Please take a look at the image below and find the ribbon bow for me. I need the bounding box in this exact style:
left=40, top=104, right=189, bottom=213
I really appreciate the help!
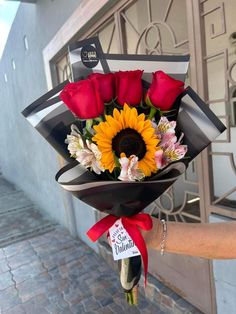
left=87, top=213, right=153, bottom=286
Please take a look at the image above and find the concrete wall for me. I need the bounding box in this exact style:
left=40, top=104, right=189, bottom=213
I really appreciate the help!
left=0, top=0, right=97, bottom=250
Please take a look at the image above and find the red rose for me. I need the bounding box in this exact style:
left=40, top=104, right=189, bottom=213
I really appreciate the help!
left=88, top=73, right=115, bottom=103
left=147, top=71, right=184, bottom=111
left=59, top=80, right=104, bottom=119
left=115, top=70, right=143, bottom=106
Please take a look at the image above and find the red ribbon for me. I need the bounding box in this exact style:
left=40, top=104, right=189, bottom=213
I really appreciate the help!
left=86, top=213, right=153, bottom=286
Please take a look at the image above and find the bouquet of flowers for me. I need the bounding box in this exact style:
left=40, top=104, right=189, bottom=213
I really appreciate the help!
left=59, top=69, right=187, bottom=303
left=22, top=37, right=226, bottom=305
left=60, top=70, right=187, bottom=180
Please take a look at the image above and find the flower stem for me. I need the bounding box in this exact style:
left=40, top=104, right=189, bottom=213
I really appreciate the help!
left=148, top=106, right=157, bottom=120
left=125, top=286, right=138, bottom=305
left=86, top=119, right=93, bottom=131
left=119, top=256, right=141, bottom=305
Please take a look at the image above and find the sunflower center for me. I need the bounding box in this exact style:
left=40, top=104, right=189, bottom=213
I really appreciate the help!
left=112, top=128, right=146, bottom=159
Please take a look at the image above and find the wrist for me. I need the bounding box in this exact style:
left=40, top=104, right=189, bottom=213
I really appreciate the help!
left=142, top=217, right=162, bottom=250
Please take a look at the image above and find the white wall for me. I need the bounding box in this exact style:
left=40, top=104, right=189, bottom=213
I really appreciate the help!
left=0, top=0, right=98, bottom=250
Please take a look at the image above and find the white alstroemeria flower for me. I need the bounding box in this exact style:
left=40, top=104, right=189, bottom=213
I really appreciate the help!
left=65, top=124, right=84, bottom=157
left=151, top=120, right=158, bottom=129
left=76, top=140, right=104, bottom=175
left=118, top=155, right=145, bottom=182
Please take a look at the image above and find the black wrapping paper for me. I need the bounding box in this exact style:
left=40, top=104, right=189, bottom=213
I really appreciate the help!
left=22, top=38, right=226, bottom=217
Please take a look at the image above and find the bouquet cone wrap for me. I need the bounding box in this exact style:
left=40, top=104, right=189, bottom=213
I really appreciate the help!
left=55, top=159, right=186, bottom=217
left=23, top=83, right=225, bottom=217
left=22, top=80, right=73, bottom=162
left=22, top=37, right=226, bottom=302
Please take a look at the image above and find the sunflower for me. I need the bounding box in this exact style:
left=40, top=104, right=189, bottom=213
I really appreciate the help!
left=92, top=104, right=160, bottom=177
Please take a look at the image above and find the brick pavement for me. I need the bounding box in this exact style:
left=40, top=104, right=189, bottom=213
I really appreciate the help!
left=0, top=174, right=55, bottom=248
left=0, top=227, right=164, bottom=314
left=0, top=174, right=164, bottom=313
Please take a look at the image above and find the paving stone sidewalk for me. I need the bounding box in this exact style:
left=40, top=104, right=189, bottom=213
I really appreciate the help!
left=0, top=174, right=55, bottom=248
left=0, top=175, right=163, bottom=313
left=0, top=227, right=165, bottom=314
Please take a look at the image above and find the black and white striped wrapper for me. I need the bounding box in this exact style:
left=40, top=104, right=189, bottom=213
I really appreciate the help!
left=68, top=37, right=189, bottom=84
left=22, top=38, right=226, bottom=216
left=55, top=160, right=186, bottom=217
left=22, top=80, right=74, bottom=162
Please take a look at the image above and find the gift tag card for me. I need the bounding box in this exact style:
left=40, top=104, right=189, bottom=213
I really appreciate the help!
left=109, top=219, right=140, bottom=260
